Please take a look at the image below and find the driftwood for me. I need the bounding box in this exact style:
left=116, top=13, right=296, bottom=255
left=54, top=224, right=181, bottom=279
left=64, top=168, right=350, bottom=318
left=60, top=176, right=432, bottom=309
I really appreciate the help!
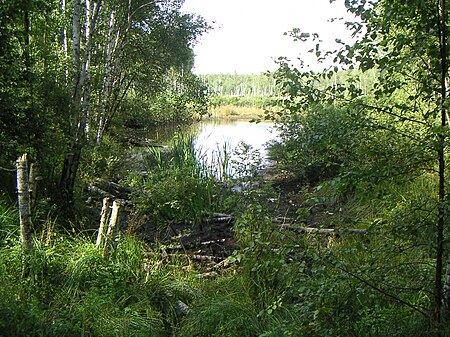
left=87, top=183, right=113, bottom=198
left=165, top=239, right=227, bottom=253
left=212, top=213, right=233, bottom=223
left=86, top=179, right=133, bottom=201
left=166, top=253, right=225, bottom=263
left=200, top=271, right=219, bottom=278
left=273, top=217, right=366, bottom=235
left=212, top=258, right=234, bottom=270
left=127, top=137, right=168, bottom=148
left=191, top=254, right=225, bottom=263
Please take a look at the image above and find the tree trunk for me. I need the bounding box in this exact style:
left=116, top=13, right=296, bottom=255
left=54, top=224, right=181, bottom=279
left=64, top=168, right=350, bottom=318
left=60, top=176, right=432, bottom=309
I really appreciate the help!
left=60, top=142, right=82, bottom=209
left=96, top=10, right=117, bottom=146
left=60, top=0, right=82, bottom=209
left=61, top=0, right=68, bottom=80
left=82, top=0, right=102, bottom=141
left=16, top=154, right=32, bottom=255
left=96, top=2, right=134, bottom=146
left=435, top=0, right=448, bottom=335
left=28, top=162, right=40, bottom=209
left=60, top=0, right=101, bottom=209
left=443, top=252, right=450, bottom=312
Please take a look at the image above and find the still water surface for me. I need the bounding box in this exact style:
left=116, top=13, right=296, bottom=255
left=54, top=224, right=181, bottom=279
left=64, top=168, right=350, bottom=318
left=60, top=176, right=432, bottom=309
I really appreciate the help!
left=194, top=120, right=276, bottom=158
left=149, top=119, right=278, bottom=176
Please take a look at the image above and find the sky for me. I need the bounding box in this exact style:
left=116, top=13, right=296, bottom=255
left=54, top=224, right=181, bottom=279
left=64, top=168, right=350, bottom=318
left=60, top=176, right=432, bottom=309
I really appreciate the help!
left=181, top=0, right=356, bottom=74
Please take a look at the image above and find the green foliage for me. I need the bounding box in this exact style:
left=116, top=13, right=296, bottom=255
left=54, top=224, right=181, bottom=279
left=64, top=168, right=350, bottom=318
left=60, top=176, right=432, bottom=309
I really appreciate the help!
left=0, top=196, right=18, bottom=245
left=0, top=0, right=210, bottom=205
left=177, top=276, right=263, bottom=337
left=0, top=218, right=198, bottom=337
left=210, top=95, right=276, bottom=109
left=121, top=69, right=209, bottom=128
left=265, top=0, right=449, bottom=333
left=2, top=0, right=449, bottom=336
left=80, top=134, right=129, bottom=182
left=128, top=131, right=223, bottom=227
left=268, top=66, right=434, bottom=186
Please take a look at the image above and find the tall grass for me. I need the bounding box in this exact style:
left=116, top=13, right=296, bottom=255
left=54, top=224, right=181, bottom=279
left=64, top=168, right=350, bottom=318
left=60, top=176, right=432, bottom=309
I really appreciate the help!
left=128, top=130, right=229, bottom=228
left=0, top=210, right=200, bottom=336
left=0, top=196, right=17, bottom=244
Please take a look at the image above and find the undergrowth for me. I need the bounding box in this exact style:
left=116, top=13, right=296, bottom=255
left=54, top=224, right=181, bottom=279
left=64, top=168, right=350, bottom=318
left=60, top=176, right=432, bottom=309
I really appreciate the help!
left=0, top=162, right=440, bottom=336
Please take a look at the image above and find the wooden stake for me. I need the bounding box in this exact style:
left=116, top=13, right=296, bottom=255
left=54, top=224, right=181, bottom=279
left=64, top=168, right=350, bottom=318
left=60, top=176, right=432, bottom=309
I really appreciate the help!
left=96, top=197, right=111, bottom=247
left=103, top=199, right=124, bottom=258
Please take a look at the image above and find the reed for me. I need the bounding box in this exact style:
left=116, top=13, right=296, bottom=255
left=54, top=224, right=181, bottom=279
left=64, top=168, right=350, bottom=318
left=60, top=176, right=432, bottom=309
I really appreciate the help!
left=208, top=104, right=264, bottom=120
left=0, top=196, right=17, bottom=243
left=133, top=130, right=232, bottom=227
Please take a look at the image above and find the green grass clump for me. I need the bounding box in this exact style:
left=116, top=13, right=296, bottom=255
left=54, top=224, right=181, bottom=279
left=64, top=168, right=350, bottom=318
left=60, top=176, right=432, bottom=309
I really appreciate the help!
left=0, top=212, right=200, bottom=337
left=128, top=130, right=226, bottom=227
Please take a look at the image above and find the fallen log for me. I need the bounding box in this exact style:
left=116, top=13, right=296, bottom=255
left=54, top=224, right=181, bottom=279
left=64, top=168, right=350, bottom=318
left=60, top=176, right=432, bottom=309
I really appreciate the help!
left=86, top=183, right=113, bottom=199
left=200, top=271, right=218, bottom=278
left=95, top=178, right=131, bottom=197
left=191, top=254, right=225, bottom=263
left=167, top=253, right=225, bottom=263
left=164, top=239, right=227, bottom=252
left=280, top=224, right=367, bottom=236
left=205, top=213, right=233, bottom=224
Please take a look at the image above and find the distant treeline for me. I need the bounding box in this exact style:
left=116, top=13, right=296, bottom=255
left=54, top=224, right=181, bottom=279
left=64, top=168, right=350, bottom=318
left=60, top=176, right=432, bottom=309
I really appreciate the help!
left=200, top=73, right=279, bottom=97
left=201, top=70, right=379, bottom=99
left=201, top=70, right=379, bottom=109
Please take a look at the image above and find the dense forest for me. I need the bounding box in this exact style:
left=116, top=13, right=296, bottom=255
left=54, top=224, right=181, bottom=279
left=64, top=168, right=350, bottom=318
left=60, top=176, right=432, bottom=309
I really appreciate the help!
left=0, top=0, right=449, bottom=336
left=0, top=0, right=209, bottom=209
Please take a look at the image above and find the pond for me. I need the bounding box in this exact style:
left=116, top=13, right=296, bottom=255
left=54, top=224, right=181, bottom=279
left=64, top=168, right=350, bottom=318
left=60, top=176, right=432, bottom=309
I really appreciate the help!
left=145, top=119, right=278, bottom=178
left=192, top=120, right=277, bottom=177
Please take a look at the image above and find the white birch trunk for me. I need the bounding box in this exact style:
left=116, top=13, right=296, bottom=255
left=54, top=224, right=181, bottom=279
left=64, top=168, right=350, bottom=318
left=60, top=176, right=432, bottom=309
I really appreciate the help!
left=96, top=2, right=134, bottom=146
left=61, top=0, right=68, bottom=80
left=60, top=0, right=102, bottom=204
left=16, top=154, right=32, bottom=254
left=83, top=0, right=92, bottom=139
left=72, top=0, right=82, bottom=119
left=96, top=10, right=117, bottom=145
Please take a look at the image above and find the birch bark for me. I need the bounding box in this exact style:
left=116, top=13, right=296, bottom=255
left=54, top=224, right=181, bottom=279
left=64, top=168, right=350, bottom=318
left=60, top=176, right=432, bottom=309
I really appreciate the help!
left=16, top=154, right=32, bottom=254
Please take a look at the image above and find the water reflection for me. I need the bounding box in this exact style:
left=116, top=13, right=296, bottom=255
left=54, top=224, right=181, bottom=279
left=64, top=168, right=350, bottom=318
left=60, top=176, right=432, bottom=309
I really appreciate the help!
left=194, top=120, right=274, bottom=155
left=193, top=120, right=277, bottom=177
left=143, top=119, right=278, bottom=177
